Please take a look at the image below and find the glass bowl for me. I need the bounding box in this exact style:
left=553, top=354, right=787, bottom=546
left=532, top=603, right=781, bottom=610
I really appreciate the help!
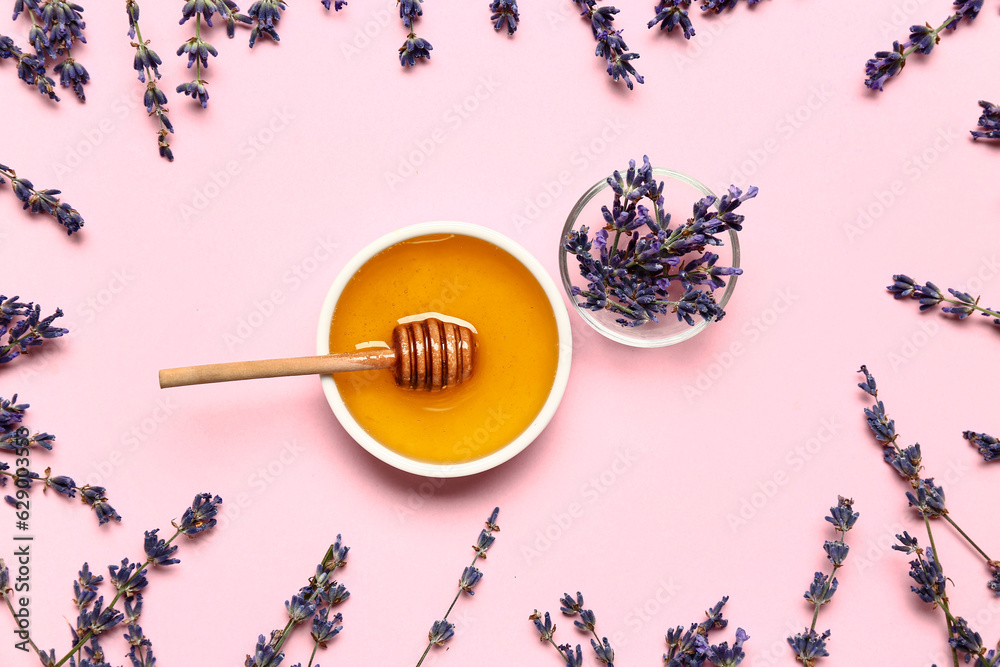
left=318, top=222, right=573, bottom=478
left=558, top=168, right=741, bottom=348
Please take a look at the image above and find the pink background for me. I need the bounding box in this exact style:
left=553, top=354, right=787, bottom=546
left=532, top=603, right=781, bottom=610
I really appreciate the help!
left=3, top=0, right=1000, bottom=665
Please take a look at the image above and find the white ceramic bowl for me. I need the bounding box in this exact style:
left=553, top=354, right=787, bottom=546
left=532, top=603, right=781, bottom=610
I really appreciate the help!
left=317, top=222, right=573, bottom=478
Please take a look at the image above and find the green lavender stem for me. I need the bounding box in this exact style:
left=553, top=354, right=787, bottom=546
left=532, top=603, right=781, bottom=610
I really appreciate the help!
left=943, top=514, right=995, bottom=564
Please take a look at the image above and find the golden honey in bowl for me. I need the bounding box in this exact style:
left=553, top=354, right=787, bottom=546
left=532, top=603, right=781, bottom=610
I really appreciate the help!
left=329, top=233, right=560, bottom=464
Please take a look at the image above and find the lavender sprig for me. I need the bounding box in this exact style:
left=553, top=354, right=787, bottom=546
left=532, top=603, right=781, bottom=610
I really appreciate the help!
left=248, top=0, right=285, bottom=47
left=787, top=497, right=858, bottom=666
left=489, top=0, right=518, bottom=35
left=0, top=164, right=84, bottom=234
left=887, top=274, right=1000, bottom=327
left=0, top=296, right=68, bottom=363
left=12, top=0, right=89, bottom=100
left=0, top=492, right=220, bottom=667
left=415, top=507, right=499, bottom=667
left=531, top=591, right=616, bottom=666
left=564, top=156, right=755, bottom=328
left=398, top=0, right=432, bottom=66
left=858, top=366, right=1000, bottom=666
left=571, top=0, right=643, bottom=90
left=972, top=100, right=1000, bottom=140
left=127, top=0, right=174, bottom=161
left=245, top=536, right=350, bottom=667
left=177, top=0, right=250, bottom=107
left=0, top=33, right=58, bottom=100
left=864, top=1, right=983, bottom=91
left=964, top=431, right=1000, bottom=463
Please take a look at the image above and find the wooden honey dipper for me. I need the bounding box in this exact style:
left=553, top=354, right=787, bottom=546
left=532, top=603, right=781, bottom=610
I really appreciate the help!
left=158, top=316, right=476, bottom=391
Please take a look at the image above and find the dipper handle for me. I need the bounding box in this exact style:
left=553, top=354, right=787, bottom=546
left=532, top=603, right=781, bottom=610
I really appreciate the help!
left=159, top=348, right=397, bottom=388
left=158, top=317, right=476, bottom=390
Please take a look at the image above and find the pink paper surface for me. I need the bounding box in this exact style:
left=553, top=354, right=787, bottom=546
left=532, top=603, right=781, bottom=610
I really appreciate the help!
left=2, top=1, right=1000, bottom=665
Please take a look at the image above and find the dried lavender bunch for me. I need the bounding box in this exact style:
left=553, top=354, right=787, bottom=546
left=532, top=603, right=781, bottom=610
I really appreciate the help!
left=648, top=0, right=761, bottom=40
left=887, top=274, right=1000, bottom=328
left=12, top=0, right=89, bottom=100
left=0, top=163, right=84, bottom=234
left=564, top=156, right=755, bottom=328
left=0, top=295, right=68, bottom=363
left=176, top=0, right=250, bottom=107
left=490, top=0, right=518, bottom=35
left=398, top=0, right=432, bottom=66
left=964, top=431, right=1000, bottom=463
left=248, top=0, right=285, bottom=47
left=972, top=100, right=1000, bottom=140
left=245, top=536, right=350, bottom=667
left=570, top=0, right=642, bottom=90
left=126, top=0, right=174, bottom=162
left=415, top=507, right=499, bottom=667
left=858, top=366, right=1000, bottom=666
left=530, top=591, right=617, bottom=666
left=0, top=33, right=58, bottom=100
left=864, top=1, right=983, bottom=91
left=787, top=497, right=859, bottom=666
left=0, top=492, right=221, bottom=667
left=0, top=393, right=120, bottom=525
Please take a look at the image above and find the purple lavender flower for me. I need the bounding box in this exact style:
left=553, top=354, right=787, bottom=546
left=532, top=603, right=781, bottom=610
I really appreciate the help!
left=248, top=0, right=285, bottom=46
left=0, top=164, right=84, bottom=234
left=695, top=627, right=748, bottom=666
left=701, top=0, right=740, bottom=12
left=0, top=298, right=68, bottom=363
left=459, top=566, right=483, bottom=594
left=963, top=431, right=1000, bottom=462
left=311, top=607, right=343, bottom=647
left=892, top=531, right=921, bottom=555
left=321, top=0, right=348, bottom=9
left=399, top=34, right=432, bottom=66
left=787, top=629, right=830, bottom=666
left=864, top=41, right=905, bottom=91
left=532, top=610, right=556, bottom=640
left=0, top=34, right=59, bottom=100
left=909, top=547, right=946, bottom=605
left=143, top=530, right=180, bottom=567
left=490, top=0, right=519, bottom=35
left=177, top=0, right=249, bottom=108
left=175, top=492, right=222, bottom=535
left=649, top=1, right=695, bottom=39
left=247, top=634, right=284, bottom=667
left=971, top=100, right=1000, bottom=140
left=572, top=3, right=643, bottom=89
left=53, top=57, right=88, bottom=100
left=0, top=559, right=8, bottom=596
left=990, top=570, right=1000, bottom=596
left=399, top=0, right=423, bottom=26
left=81, top=485, right=122, bottom=525
left=176, top=77, right=210, bottom=107
left=591, top=636, right=615, bottom=665
left=428, top=619, right=455, bottom=645
left=804, top=572, right=838, bottom=605
left=12, top=0, right=90, bottom=100
left=906, top=478, right=947, bottom=518
left=108, top=559, right=148, bottom=598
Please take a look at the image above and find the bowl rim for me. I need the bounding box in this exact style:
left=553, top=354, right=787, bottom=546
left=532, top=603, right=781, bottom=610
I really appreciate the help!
left=558, top=167, right=741, bottom=348
left=317, top=221, right=573, bottom=478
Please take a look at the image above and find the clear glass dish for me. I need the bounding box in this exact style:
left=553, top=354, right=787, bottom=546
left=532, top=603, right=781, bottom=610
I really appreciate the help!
left=558, top=167, right=741, bottom=348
